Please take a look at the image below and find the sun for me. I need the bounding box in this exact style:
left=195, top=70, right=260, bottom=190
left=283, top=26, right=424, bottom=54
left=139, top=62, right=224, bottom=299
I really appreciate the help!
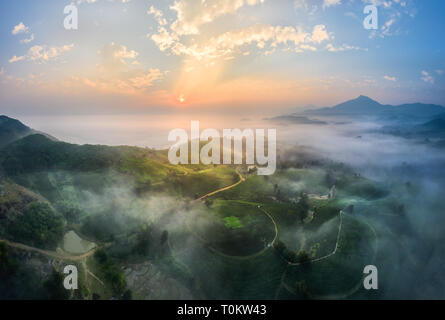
left=178, top=94, right=186, bottom=103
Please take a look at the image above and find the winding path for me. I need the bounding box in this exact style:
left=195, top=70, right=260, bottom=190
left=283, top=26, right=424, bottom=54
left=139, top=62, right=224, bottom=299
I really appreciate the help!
left=0, top=239, right=106, bottom=287
left=195, top=171, right=245, bottom=201
left=287, top=210, right=344, bottom=266
left=0, top=239, right=100, bottom=261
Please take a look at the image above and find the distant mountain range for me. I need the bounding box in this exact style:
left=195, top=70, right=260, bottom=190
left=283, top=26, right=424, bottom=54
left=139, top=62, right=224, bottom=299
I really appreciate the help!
left=266, top=96, right=445, bottom=148
left=304, top=95, right=445, bottom=118
left=265, top=115, right=327, bottom=125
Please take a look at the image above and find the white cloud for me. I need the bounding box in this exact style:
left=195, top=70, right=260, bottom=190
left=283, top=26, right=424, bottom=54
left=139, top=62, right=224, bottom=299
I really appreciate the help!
left=11, top=22, right=29, bottom=35
left=9, top=44, right=74, bottom=64
left=323, top=0, right=341, bottom=9
left=20, top=34, right=35, bottom=44
left=148, top=6, right=167, bottom=26
left=294, top=1, right=318, bottom=15
left=325, top=43, right=365, bottom=52
left=365, top=0, right=417, bottom=38
left=98, top=42, right=139, bottom=71
left=8, top=55, right=25, bottom=63
left=383, top=75, right=397, bottom=81
left=12, top=22, right=34, bottom=44
left=436, top=69, right=444, bottom=75
left=70, top=67, right=165, bottom=95
left=77, top=0, right=131, bottom=4
left=170, top=0, right=265, bottom=35
left=152, top=24, right=332, bottom=61
left=311, top=24, right=330, bottom=43
left=128, top=69, right=164, bottom=89
left=421, top=71, right=434, bottom=84
left=294, top=0, right=308, bottom=10
left=28, top=44, right=74, bottom=63
left=300, top=44, right=317, bottom=51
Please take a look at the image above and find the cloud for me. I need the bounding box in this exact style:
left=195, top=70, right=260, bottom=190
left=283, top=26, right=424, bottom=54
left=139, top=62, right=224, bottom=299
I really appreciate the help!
left=325, top=43, right=366, bottom=52
left=28, top=44, right=74, bottom=63
left=11, top=22, right=29, bottom=35
left=149, top=0, right=372, bottom=67
left=365, top=0, right=417, bottom=38
left=294, top=0, right=308, bottom=10
left=9, top=55, right=25, bottom=63
left=421, top=71, right=434, bottom=84
left=12, top=22, right=34, bottom=44
left=436, top=70, right=444, bottom=75
left=380, top=18, right=396, bottom=37
left=299, top=44, right=317, bottom=51
left=152, top=24, right=332, bottom=61
left=20, top=34, right=35, bottom=44
left=311, top=24, right=330, bottom=43
left=9, top=44, right=74, bottom=64
left=98, top=42, right=139, bottom=72
left=65, top=43, right=165, bottom=94
left=294, top=0, right=318, bottom=14
left=77, top=0, right=131, bottom=4
left=170, top=0, right=265, bottom=35
left=148, top=6, right=167, bottom=26
left=384, top=75, right=397, bottom=81
left=323, top=0, right=341, bottom=9
left=128, top=69, right=164, bottom=89
left=67, top=67, right=165, bottom=96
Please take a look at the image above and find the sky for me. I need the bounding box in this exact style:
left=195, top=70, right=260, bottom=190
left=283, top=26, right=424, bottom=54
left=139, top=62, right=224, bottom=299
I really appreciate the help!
left=0, top=0, right=444, bottom=116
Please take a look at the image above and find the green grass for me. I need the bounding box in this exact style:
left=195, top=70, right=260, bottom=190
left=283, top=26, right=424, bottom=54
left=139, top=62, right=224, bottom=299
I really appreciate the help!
left=166, top=166, right=239, bottom=199
left=187, top=200, right=275, bottom=257
left=169, top=232, right=288, bottom=299
left=224, top=216, right=243, bottom=229
left=280, top=214, right=377, bottom=299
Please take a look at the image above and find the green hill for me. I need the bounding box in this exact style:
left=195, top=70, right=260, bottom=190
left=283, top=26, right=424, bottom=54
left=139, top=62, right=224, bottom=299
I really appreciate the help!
left=0, top=115, right=33, bottom=148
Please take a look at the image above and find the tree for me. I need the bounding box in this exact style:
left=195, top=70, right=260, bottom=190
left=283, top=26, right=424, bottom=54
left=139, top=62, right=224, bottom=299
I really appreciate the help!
left=273, top=240, right=286, bottom=253
left=298, top=192, right=310, bottom=214
left=325, top=171, right=336, bottom=186
left=160, top=230, right=169, bottom=245
left=0, top=242, right=16, bottom=281
left=205, top=198, right=213, bottom=208
left=11, top=202, right=64, bottom=249
left=55, top=200, right=82, bottom=223
left=297, top=250, right=311, bottom=264
left=134, top=226, right=151, bottom=256
left=94, top=249, right=128, bottom=298
left=43, top=269, right=70, bottom=300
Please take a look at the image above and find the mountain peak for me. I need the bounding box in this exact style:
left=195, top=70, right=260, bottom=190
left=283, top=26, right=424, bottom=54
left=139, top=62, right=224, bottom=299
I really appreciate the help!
left=356, top=95, right=377, bottom=102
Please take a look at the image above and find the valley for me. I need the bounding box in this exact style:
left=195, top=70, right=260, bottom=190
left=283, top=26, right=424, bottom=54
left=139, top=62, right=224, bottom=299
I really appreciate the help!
left=1, top=101, right=444, bottom=299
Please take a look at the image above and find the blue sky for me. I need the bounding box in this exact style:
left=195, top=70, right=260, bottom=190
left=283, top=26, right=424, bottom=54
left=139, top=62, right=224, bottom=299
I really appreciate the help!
left=0, top=0, right=444, bottom=116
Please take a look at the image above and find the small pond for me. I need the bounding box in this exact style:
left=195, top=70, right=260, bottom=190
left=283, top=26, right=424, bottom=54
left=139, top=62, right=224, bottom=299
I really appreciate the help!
left=62, top=231, right=96, bottom=254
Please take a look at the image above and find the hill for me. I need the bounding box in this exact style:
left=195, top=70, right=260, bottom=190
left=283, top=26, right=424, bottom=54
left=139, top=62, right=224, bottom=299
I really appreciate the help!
left=304, top=96, right=445, bottom=118
left=379, top=115, right=445, bottom=145
left=0, top=116, right=33, bottom=148
left=419, top=118, right=445, bottom=132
